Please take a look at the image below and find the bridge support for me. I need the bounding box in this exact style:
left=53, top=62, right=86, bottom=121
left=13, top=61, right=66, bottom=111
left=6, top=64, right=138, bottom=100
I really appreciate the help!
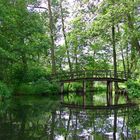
left=60, top=82, right=64, bottom=94
left=82, top=81, right=86, bottom=108
left=90, top=81, right=94, bottom=104
left=106, top=81, right=113, bottom=106
left=83, top=81, right=86, bottom=93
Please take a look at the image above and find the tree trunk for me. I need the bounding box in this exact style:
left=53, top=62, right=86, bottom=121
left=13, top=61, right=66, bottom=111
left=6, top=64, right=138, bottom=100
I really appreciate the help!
left=47, top=0, right=56, bottom=74
left=120, top=45, right=126, bottom=73
left=112, top=25, right=118, bottom=92
left=60, top=0, right=73, bottom=73
left=117, top=25, right=126, bottom=73
left=111, top=0, right=118, bottom=97
left=126, top=45, right=131, bottom=78
left=74, top=46, right=78, bottom=72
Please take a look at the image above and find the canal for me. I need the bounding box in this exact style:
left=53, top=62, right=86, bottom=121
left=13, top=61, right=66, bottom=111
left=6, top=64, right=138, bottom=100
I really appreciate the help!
left=0, top=95, right=139, bottom=140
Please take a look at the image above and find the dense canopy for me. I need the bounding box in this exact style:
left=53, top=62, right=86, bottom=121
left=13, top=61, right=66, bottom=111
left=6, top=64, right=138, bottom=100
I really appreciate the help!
left=0, top=0, right=140, bottom=97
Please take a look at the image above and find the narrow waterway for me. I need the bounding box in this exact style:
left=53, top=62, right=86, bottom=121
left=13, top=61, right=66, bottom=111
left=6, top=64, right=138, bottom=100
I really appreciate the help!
left=0, top=95, right=139, bottom=140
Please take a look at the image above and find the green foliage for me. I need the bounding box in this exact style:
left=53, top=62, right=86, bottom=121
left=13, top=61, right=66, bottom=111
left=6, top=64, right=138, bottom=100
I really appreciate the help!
left=128, top=108, right=140, bottom=131
left=72, top=82, right=83, bottom=92
left=0, top=0, right=49, bottom=82
left=0, top=81, right=12, bottom=98
left=12, top=65, right=50, bottom=83
left=0, top=0, right=139, bottom=99
left=15, top=79, right=59, bottom=95
left=127, top=80, right=140, bottom=98
left=94, top=83, right=106, bottom=92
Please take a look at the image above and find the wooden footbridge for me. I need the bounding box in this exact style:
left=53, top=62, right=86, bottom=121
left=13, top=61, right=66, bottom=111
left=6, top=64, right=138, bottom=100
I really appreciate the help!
left=56, top=70, right=127, bottom=83
left=54, top=70, right=127, bottom=106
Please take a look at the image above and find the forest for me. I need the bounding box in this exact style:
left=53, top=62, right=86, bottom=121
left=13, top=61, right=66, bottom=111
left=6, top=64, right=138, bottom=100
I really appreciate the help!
left=0, top=0, right=140, bottom=99
left=0, top=0, right=140, bottom=139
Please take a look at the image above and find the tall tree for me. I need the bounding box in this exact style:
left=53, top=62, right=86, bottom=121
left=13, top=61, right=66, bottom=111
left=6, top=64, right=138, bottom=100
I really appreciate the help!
left=47, top=0, right=56, bottom=74
left=60, top=0, right=73, bottom=73
left=111, top=0, right=118, bottom=95
left=0, top=0, right=47, bottom=82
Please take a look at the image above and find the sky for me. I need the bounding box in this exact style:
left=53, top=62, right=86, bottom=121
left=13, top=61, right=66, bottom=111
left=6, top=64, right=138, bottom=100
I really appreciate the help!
left=27, top=0, right=103, bottom=46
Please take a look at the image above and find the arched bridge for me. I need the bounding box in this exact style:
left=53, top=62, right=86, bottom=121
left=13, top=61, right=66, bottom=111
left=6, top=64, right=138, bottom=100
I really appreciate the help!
left=55, top=70, right=127, bottom=83
left=56, top=70, right=128, bottom=106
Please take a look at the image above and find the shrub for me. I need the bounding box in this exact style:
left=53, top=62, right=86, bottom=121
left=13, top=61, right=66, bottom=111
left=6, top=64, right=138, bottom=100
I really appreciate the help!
left=11, top=65, right=50, bottom=84
left=15, top=79, right=59, bottom=96
left=0, top=81, right=12, bottom=98
left=126, top=80, right=140, bottom=98
left=16, top=83, right=35, bottom=95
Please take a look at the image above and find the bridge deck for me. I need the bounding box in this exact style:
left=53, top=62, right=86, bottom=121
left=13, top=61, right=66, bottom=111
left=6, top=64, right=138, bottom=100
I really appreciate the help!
left=58, top=70, right=128, bottom=106
left=55, top=70, right=127, bottom=83
left=60, top=78, right=127, bottom=83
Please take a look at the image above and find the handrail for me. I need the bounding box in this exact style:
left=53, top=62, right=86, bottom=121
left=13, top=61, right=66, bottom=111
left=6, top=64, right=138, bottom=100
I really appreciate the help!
left=53, top=70, right=127, bottom=81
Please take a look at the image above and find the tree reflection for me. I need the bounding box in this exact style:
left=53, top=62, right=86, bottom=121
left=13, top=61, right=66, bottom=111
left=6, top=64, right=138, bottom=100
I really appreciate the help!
left=0, top=97, right=139, bottom=140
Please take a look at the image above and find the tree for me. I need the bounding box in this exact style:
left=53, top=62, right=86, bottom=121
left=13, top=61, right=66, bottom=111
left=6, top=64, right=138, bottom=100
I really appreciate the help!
left=47, top=0, right=56, bottom=74
left=60, top=0, right=73, bottom=73
left=0, top=0, right=47, bottom=83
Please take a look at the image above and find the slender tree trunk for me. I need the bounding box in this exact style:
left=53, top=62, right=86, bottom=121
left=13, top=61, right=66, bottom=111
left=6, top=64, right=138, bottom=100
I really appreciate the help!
left=112, top=25, right=118, bottom=90
left=60, top=0, right=73, bottom=73
left=126, top=45, right=130, bottom=77
left=111, top=0, right=118, bottom=96
left=120, top=45, right=126, bottom=73
left=117, top=25, right=126, bottom=73
left=74, top=47, right=78, bottom=72
left=47, top=0, right=56, bottom=74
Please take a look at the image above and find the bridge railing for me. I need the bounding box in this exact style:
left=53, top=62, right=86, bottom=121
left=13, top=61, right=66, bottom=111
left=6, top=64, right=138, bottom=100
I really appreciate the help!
left=53, top=70, right=127, bottom=81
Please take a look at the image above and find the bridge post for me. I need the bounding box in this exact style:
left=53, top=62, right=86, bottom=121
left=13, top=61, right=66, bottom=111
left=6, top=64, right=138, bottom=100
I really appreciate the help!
left=83, top=80, right=86, bottom=93
left=106, top=81, right=113, bottom=106
left=83, top=80, right=86, bottom=108
left=60, top=82, right=64, bottom=94
left=109, top=82, right=113, bottom=105
left=106, top=81, right=109, bottom=106
left=82, top=80, right=86, bottom=108
left=90, top=81, right=94, bottom=104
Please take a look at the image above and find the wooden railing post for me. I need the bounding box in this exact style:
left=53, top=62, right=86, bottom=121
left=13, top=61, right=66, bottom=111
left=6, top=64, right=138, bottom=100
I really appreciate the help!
left=106, top=81, right=113, bottom=106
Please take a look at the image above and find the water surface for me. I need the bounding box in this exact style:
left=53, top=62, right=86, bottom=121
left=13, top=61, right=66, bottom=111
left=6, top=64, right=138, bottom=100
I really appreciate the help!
left=0, top=96, right=140, bottom=140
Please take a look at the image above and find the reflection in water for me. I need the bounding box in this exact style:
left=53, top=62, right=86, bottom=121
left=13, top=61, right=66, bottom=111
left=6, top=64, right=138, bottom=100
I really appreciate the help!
left=0, top=96, right=139, bottom=140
